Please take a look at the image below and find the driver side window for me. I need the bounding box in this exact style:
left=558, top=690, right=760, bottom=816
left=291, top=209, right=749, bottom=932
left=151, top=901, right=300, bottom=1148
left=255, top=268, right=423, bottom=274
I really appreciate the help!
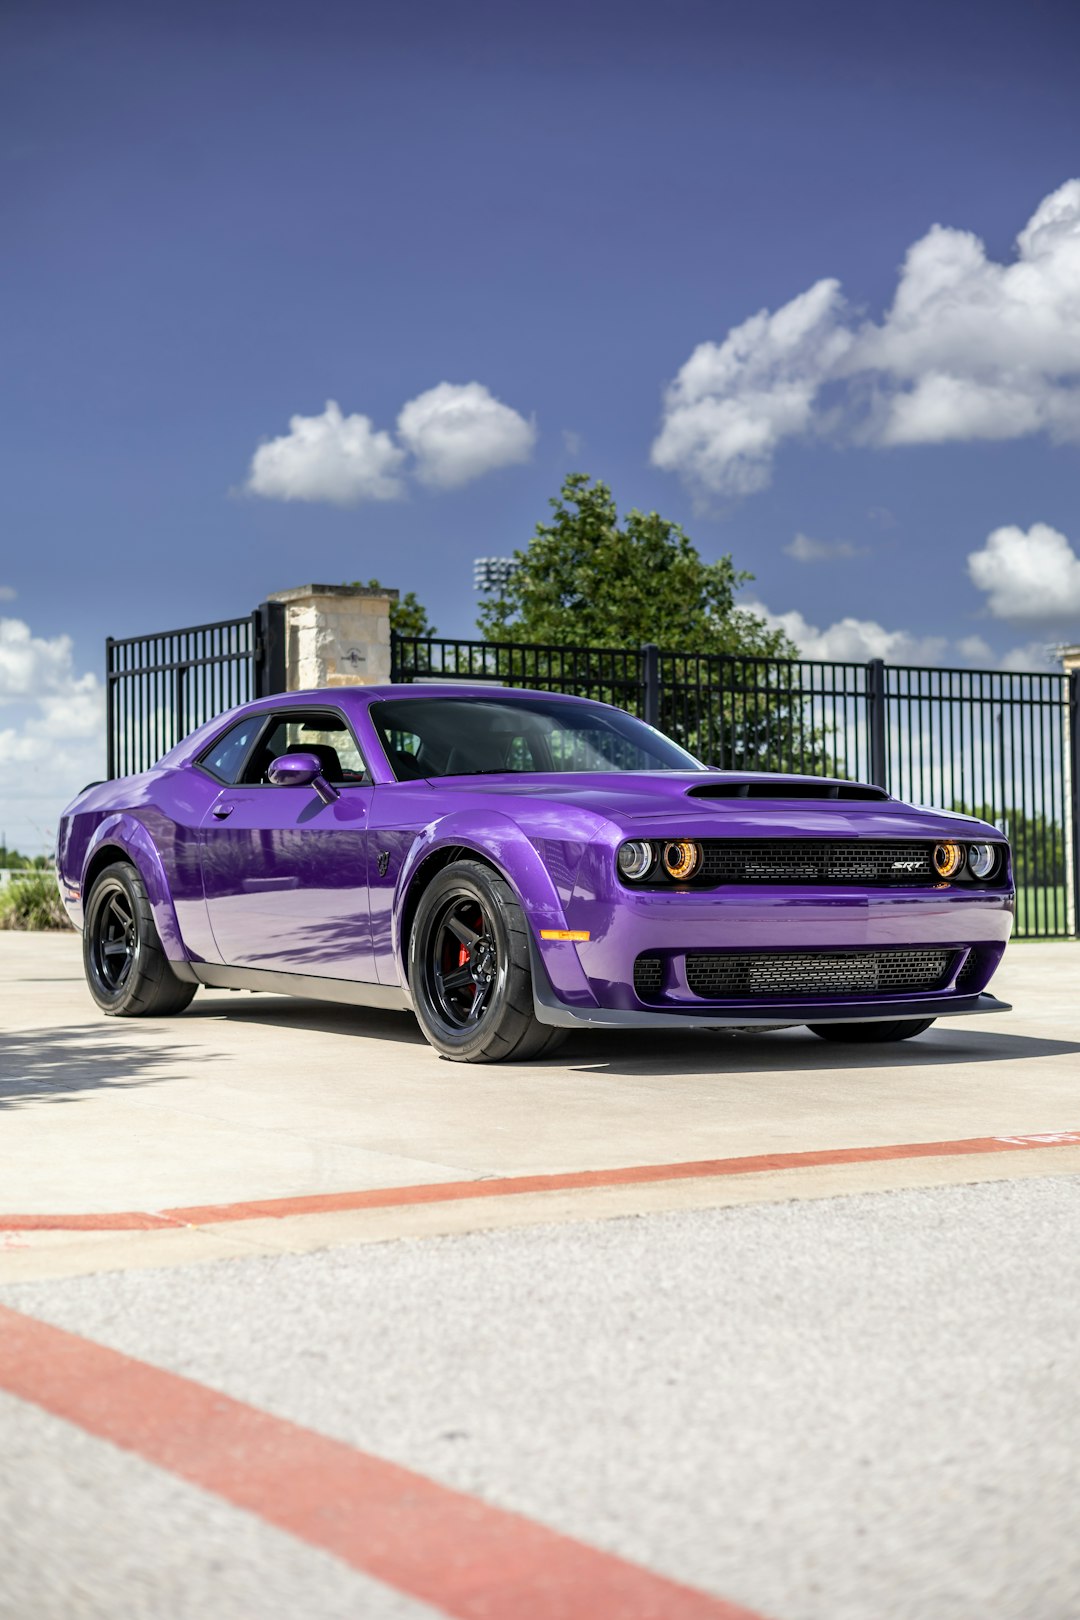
left=241, top=711, right=369, bottom=785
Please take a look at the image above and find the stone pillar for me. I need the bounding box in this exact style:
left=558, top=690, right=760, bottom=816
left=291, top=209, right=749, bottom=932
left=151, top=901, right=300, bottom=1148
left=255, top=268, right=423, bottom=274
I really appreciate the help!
left=267, top=584, right=397, bottom=690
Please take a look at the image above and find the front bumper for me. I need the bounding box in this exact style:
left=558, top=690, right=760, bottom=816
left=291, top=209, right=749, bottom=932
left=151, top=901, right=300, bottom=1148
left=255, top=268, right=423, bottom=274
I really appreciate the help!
left=529, top=937, right=1011, bottom=1029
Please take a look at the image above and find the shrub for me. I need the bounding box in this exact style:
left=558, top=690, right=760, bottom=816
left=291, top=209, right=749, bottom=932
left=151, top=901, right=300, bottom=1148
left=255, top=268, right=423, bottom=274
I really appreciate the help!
left=0, top=872, right=72, bottom=931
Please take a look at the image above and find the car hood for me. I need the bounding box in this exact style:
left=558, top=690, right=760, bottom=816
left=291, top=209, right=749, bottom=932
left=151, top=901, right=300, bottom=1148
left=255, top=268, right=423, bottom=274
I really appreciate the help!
left=425, top=772, right=1004, bottom=841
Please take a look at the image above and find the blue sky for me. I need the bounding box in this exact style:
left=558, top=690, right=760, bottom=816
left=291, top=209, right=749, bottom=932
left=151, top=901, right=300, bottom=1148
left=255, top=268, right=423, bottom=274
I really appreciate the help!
left=2, top=0, right=1080, bottom=848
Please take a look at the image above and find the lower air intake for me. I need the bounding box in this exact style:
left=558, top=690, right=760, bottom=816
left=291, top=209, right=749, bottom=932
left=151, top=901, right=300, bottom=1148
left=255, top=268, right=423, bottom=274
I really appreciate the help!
left=685, top=949, right=954, bottom=999
left=633, top=956, right=664, bottom=997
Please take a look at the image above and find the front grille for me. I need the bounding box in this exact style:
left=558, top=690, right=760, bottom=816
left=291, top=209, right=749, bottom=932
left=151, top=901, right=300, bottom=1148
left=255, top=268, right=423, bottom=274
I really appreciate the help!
left=698, top=841, right=935, bottom=886
left=633, top=956, right=664, bottom=997
left=684, top=948, right=954, bottom=1000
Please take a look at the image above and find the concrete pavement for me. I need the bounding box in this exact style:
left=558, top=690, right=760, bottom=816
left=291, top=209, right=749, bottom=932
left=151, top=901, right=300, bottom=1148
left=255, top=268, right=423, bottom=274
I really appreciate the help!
left=3, top=930, right=1080, bottom=1618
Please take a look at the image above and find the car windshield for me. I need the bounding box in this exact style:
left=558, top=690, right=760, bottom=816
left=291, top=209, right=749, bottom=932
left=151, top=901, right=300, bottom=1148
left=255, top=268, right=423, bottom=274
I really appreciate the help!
left=371, top=696, right=704, bottom=779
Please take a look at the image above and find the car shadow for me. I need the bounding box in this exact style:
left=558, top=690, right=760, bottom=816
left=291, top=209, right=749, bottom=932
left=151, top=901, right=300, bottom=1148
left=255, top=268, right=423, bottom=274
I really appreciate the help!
left=558, top=1024, right=1080, bottom=1077
left=185, top=994, right=430, bottom=1047
left=180, top=995, right=1080, bottom=1074
left=0, top=1027, right=189, bottom=1112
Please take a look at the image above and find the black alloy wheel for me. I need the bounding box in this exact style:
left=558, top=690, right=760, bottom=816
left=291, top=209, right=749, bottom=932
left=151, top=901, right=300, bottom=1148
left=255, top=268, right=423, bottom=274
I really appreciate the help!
left=90, top=881, right=139, bottom=995
left=82, top=861, right=197, bottom=1017
left=409, top=859, right=567, bottom=1063
left=806, top=1018, right=936, bottom=1043
left=427, top=894, right=502, bottom=1030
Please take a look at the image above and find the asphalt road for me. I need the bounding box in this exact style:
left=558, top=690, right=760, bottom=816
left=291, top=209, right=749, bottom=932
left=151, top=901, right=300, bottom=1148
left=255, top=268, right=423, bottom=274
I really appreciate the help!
left=2, top=933, right=1080, bottom=1618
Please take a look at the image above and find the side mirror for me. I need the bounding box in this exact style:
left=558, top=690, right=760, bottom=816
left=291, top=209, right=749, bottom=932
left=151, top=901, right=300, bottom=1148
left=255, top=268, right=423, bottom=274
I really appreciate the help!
left=267, top=753, right=340, bottom=805
left=268, top=753, right=321, bottom=787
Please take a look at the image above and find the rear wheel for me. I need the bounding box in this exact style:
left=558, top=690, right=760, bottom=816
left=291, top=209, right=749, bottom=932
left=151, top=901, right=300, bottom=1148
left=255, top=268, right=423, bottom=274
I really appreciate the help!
left=409, top=860, right=567, bottom=1063
left=806, top=1018, right=935, bottom=1043
left=83, top=862, right=197, bottom=1017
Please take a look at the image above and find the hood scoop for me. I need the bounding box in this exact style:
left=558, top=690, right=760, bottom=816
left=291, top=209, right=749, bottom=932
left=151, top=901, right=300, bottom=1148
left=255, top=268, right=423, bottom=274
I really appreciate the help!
left=687, top=778, right=888, bottom=803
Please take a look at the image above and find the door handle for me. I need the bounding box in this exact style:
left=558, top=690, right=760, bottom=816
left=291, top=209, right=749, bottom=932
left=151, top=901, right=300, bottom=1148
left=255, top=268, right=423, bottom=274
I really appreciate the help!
left=212, top=804, right=235, bottom=820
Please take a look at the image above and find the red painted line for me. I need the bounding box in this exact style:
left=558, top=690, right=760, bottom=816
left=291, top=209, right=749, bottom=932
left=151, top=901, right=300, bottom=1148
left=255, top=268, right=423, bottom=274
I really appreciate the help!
left=0, top=1305, right=763, bottom=1620
left=3, top=1131, right=1079, bottom=1234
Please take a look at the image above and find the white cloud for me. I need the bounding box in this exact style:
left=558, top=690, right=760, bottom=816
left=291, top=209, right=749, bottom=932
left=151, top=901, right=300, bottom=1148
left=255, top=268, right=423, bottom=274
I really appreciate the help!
left=0, top=617, right=87, bottom=703
left=247, top=400, right=405, bottom=505
left=397, top=382, right=535, bottom=489
left=0, top=586, right=15, bottom=602
left=651, top=280, right=852, bottom=496
left=654, top=180, right=1080, bottom=495
left=999, top=642, right=1060, bottom=673
left=745, top=600, right=948, bottom=665
left=247, top=382, right=535, bottom=505
left=967, top=522, right=1080, bottom=625
left=0, top=616, right=105, bottom=852
left=957, top=634, right=993, bottom=662
left=784, top=532, right=865, bottom=563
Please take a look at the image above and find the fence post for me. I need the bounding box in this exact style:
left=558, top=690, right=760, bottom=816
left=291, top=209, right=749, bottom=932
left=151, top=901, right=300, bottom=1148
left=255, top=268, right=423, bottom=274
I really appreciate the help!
left=1070, top=669, right=1080, bottom=939
left=105, top=637, right=116, bottom=779
left=254, top=600, right=287, bottom=697
left=867, top=657, right=888, bottom=789
left=641, top=643, right=660, bottom=728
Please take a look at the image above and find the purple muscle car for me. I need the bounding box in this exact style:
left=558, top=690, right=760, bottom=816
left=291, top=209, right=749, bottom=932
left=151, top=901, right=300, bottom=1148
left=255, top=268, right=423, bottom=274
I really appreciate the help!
left=57, top=685, right=1013, bottom=1062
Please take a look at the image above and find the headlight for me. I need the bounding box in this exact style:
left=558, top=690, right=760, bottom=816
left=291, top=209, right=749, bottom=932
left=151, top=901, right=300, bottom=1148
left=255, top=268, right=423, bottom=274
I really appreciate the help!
left=617, top=840, right=655, bottom=881
left=932, top=841, right=965, bottom=878
left=968, top=843, right=998, bottom=880
left=662, top=840, right=702, bottom=881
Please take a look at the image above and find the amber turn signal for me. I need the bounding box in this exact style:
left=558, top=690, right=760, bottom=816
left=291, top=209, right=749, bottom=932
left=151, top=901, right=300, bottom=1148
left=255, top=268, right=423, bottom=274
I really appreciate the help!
left=662, top=840, right=702, bottom=880
left=932, top=841, right=964, bottom=878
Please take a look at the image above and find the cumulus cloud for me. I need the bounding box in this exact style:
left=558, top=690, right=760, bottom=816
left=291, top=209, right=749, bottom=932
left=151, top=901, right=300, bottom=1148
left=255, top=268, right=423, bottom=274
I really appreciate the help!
left=653, top=180, right=1080, bottom=495
left=247, top=401, right=405, bottom=505
left=0, top=585, right=15, bottom=602
left=745, top=600, right=948, bottom=665
left=247, top=382, right=535, bottom=505
left=0, top=615, right=105, bottom=850
left=784, top=533, right=865, bottom=563
left=746, top=601, right=1062, bottom=674
left=998, top=642, right=1060, bottom=673
left=966, top=521, right=1080, bottom=625
left=652, top=280, right=852, bottom=496
left=397, top=382, right=535, bottom=489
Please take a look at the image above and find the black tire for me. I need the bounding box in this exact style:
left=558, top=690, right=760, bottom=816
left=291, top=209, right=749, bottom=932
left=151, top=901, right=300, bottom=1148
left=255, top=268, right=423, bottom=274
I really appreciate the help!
left=83, top=861, right=197, bottom=1017
left=408, top=859, right=568, bottom=1063
left=806, top=1018, right=936, bottom=1044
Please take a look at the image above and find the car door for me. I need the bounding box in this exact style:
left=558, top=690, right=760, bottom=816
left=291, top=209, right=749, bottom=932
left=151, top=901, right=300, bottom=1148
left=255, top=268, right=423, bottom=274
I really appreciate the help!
left=199, top=706, right=375, bottom=981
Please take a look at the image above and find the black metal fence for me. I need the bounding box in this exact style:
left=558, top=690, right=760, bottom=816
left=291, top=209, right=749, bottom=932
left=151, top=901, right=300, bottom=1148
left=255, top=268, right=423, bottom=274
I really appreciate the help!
left=392, top=634, right=1080, bottom=940
left=103, top=619, right=1078, bottom=939
left=105, top=602, right=285, bottom=778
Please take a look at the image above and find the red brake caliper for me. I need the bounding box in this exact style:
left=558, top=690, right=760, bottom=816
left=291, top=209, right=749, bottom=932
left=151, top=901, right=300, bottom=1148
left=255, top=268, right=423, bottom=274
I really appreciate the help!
left=457, top=943, right=469, bottom=968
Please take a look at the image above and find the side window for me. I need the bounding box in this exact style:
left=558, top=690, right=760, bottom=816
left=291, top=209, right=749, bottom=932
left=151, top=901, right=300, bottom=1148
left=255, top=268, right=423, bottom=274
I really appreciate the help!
left=241, top=711, right=368, bottom=785
left=200, top=717, right=265, bottom=784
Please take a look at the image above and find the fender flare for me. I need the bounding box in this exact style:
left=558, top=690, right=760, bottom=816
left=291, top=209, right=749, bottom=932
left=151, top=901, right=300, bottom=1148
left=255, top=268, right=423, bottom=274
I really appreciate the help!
left=81, top=814, right=189, bottom=963
left=393, top=809, right=599, bottom=1009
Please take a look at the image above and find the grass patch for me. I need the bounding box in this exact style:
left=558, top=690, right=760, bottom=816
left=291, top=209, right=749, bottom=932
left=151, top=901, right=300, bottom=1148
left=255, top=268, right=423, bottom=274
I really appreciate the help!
left=0, top=871, right=72, bottom=931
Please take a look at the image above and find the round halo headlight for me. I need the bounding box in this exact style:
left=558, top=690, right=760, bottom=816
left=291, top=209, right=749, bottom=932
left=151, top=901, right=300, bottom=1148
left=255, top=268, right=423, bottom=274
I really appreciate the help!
left=617, top=840, right=655, bottom=881
left=662, top=839, right=702, bottom=881
left=932, top=841, right=965, bottom=879
left=968, top=843, right=998, bottom=880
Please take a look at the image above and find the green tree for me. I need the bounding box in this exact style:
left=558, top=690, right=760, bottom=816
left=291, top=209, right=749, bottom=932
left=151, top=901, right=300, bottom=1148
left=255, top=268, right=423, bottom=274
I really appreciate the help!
left=471, top=473, right=838, bottom=772
left=347, top=579, right=436, bottom=638
left=477, top=473, right=793, bottom=657
left=952, top=803, right=1065, bottom=886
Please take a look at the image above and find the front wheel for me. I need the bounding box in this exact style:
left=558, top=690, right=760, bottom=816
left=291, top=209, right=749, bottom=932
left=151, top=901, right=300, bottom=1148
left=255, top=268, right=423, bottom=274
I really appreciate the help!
left=806, top=1018, right=935, bottom=1044
left=408, top=860, right=567, bottom=1063
left=83, top=861, right=197, bottom=1017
